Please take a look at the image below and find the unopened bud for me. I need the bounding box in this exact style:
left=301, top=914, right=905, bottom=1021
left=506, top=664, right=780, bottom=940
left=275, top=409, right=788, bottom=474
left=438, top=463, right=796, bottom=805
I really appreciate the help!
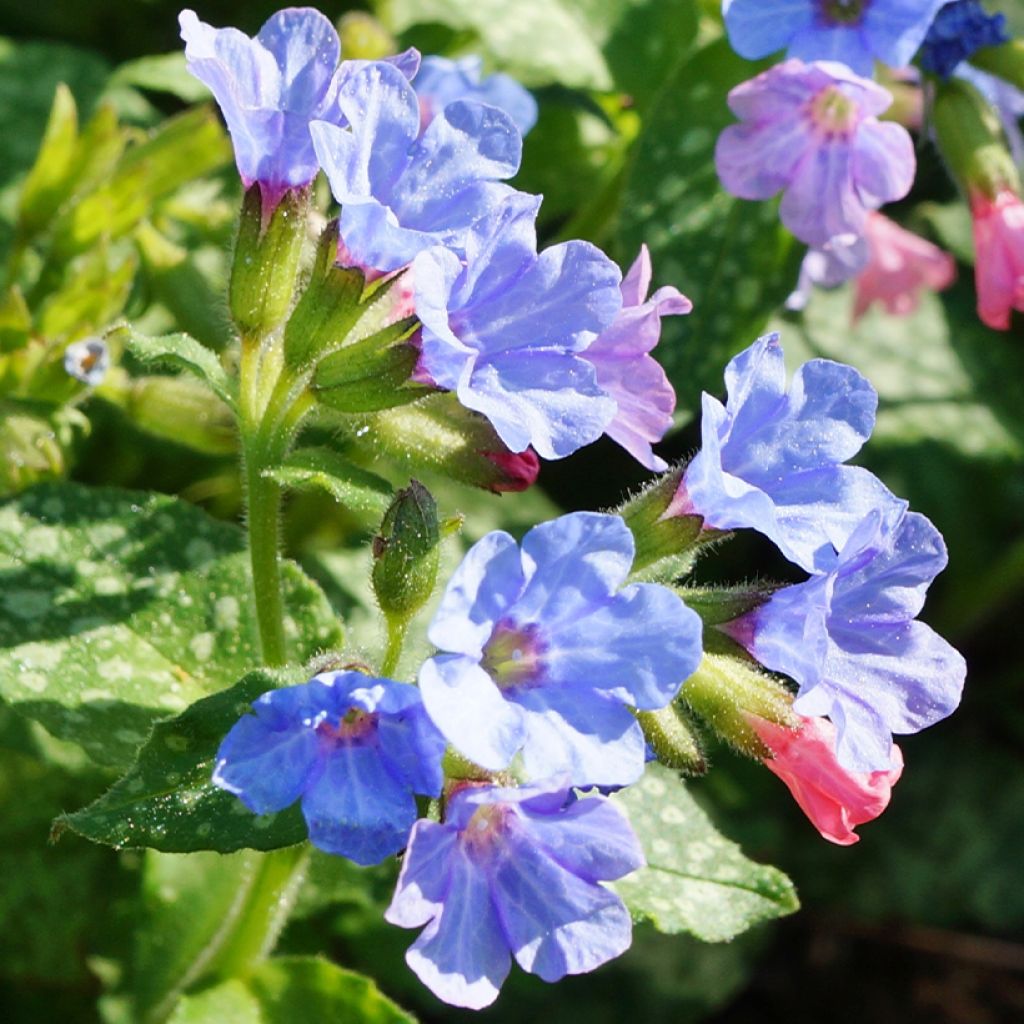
left=372, top=480, right=441, bottom=623
left=637, top=704, right=706, bottom=776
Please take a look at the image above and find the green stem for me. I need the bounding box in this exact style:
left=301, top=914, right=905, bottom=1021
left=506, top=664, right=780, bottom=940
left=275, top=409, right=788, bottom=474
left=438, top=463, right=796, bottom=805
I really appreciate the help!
left=381, top=615, right=408, bottom=677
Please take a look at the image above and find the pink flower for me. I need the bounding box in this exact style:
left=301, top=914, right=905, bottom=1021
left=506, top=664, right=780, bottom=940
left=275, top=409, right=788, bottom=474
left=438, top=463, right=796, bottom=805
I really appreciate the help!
left=582, top=246, right=691, bottom=472
left=748, top=714, right=903, bottom=846
left=853, top=212, right=956, bottom=321
left=481, top=448, right=540, bottom=492
left=716, top=60, right=915, bottom=248
left=971, top=188, right=1024, bottom=330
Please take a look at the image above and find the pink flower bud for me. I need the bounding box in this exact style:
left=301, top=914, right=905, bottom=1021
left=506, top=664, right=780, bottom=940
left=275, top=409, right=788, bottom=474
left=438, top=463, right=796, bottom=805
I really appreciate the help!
left=970, top=188, right=1024, bottom=330
left=748, top=713, right=903, bottom=846
left=481, top=447, right=540, bottom=492
left=853, top=212, right=956, bottom=322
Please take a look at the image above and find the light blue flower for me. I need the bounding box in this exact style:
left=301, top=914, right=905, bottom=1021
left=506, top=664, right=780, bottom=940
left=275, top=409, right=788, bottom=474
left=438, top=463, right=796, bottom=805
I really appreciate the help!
left=311, top=60, right=521, bottom=274
left=722, top=0, right=947, bottom=77
left=414, top=191, right=621, bottom=459
left=418, top=512, right=703, bottom=786
left=212, top=671, right=446, bottom=865
left=730, top=503, right=966, bottom=772
left=385, top=778, right=643, bottom=1009
left=679, top=332, right=899, bottom=573
left=179, top=7, right=418, bottom=207
left=415, top=54, right=538, bottom=136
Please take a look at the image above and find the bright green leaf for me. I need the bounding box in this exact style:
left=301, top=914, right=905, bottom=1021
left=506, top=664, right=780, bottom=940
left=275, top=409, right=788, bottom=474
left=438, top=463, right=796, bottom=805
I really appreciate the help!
left=266, top=448, right=394, bottom=520
left=109, top=53, right=212, bottom=104
left=127, top=376, right=237, bottom=456
left=122, top=326, right=237, bottom=408
left=0, top=400, right=89, bottom=497
left=0, top=285, right=31, bottom=353
left=612, top=764, right=799, bottom=941
left=0, top=483, right=342, bottom=768
left=16, top=83, right=79, bottom=236
left=168, top=956, right=415, bottom=1024
left=616, top=38, right=802, bottom=411
left=57, top=668, right=308, bottom=851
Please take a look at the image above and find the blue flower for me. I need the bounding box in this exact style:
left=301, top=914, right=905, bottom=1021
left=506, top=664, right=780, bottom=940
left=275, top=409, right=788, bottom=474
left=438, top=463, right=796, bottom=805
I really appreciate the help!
left=679, top=332, right=899, bottom=573
left=212, top=671, right=446, bottom=865
left=179, top=8, right=419, bottom=207
left=920, top=1, right=1008, bottom=79
left=385, top=778, right=643, bottom=1009
left=63, top=338, right=109, bottom=386
left=722, top=0, right=947, bottom=77
left=731, top=503, right=966, bottom=771
left=311, top=61, right=522, bottom=274
left=415, top=55, right=538, bottom=136
left=414, top=192, right=621, bottom=459
left=418, top=512, right=703, bottom=787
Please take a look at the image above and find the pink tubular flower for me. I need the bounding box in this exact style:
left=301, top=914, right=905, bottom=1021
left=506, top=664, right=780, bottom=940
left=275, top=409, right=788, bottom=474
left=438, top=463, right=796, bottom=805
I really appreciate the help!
left=581, top=245, right=691, bottom=472
left=971, top=188, right=1024, bottom=330
left=715, top=60, right=915, bottom=248
left=748, top=714, right=903, bottom=846
left=853, top=212, right=956, bottom=321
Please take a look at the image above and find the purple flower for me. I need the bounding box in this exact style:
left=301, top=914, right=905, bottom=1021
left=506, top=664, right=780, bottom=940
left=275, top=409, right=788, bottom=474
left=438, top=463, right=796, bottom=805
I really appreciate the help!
left=414, top=191, right=622, bottom=459
left=722, top=0, right=947, bottom=77
left=179, top=8, right=418, bottom=208
left=715, top=60, right=915, bottom=247
left=729, top=503, right=966, bottom=772
left=418, top=512, right=703, bottom=786
left=581, top=245, right=691, bottom=472
left=310, top=61, right=521, bottom=274
left=212, top=671, right=446, bottom=865
left=385, top=778, right=643, bottom=1009
left=415, top=55, right=538, bottom=136
left=920, top=1, right=1008, bottom=80
left=785, top=234, right=868, bottom=311
left=677, top=333, right=899, bottom=573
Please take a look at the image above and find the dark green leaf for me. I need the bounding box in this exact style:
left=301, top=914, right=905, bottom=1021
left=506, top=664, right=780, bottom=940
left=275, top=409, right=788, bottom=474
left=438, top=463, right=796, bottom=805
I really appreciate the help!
left=612, top=764, right=799, bottom=941
left=0, top=483, right=342, bottom=768
left=266, top=448, right=393, bottom=520
left=122, top=326, right=237, bottom=408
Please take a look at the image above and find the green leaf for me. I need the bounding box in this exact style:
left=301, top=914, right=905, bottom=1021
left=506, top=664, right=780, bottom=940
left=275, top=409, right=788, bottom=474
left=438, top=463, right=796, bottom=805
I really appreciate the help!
left=108, top=53, right=212, bottom=104
left=0, top=483, right=342, bottom=768
left=0, top=400, right=89, bottom=497
left=265, top=448, right=393, bottom=520
left=167, top=957, right=415, bottom=1024
left=58, top=668, right=308, bottom=851
left=126, top=376, right=237, bottom=456
left=0, top=284, right=31, bottom=353
left=122, top=326, right=238, bottom=408
left=616, top=38, right=802, bottom=411
left=612, top=764, right=799, bottom=941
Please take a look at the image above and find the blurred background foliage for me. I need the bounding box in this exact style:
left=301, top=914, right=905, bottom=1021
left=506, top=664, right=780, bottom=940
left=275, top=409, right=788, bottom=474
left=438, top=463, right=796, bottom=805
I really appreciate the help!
left=0, top=0, right=1022, bottom=1021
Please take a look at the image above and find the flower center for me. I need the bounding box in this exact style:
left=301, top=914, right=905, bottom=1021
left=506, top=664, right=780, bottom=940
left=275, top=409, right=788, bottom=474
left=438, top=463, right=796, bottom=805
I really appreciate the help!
left=481, top=619, right=546, bottom=690
left=316, top=708, right=377, bottom=743
left=817, top=0, right=868, bottom=25
left=462, top=804, right=511, bottom=851
left=808, top=86, right=859, bottom=136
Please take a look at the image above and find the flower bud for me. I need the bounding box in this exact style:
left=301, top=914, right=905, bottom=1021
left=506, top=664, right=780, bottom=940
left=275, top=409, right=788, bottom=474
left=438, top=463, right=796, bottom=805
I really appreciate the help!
left=229, top=184, right=308, bottom=339
left=636, top=704, right=706, bottom=776
left=372, top=480, right=441, bottom=623
left=680, top=651, right=797, bottom=759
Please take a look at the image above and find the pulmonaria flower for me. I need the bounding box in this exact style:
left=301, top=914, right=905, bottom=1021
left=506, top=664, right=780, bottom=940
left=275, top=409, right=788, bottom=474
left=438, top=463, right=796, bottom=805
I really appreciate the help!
left=970, top=188, right=1024, bottom=330
left=728, top=503, right=966, bottom=771
left=748, top=713, right=903, bottom=845
left=919, top=1, right=1008, bottom=80
left=419, top=512, right=703, bottom=786
left=716, top=60, right=915, bottom=247
left=63, top=338, right=109, bottom=386
left=414, top=191, right=622, bottom=460
left=580, top=245, right=691, bottom=472
left=786, top=234, right=869, bottom=311
left=212, top=671, right=446, bottom=865
left=311, top=61, right=521, bottom=274
left=179, top=8, right=417, bottom=209
left=722, top=0, right=947, bottom=78
left=481, top=448, right=541, bottom=492
left=852, top=212, right=956, bottom=320
left=415, top=54, right=538, bottom=136
left=385, top=778, right=643, bottom=1009
left=676, top=332, right=898, bottom=573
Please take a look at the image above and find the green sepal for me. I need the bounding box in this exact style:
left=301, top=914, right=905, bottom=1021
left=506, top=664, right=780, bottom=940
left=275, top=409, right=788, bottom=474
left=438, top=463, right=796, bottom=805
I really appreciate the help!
left=121, top=326, right=237, bottom=408
left=55, top=668, right=310, bottom=853
left=636, top=704, right=706, bottom=776
left=313, top=319, right=428, bottom=413
left=372, top=479, right=441, bottom=622
left=680, top=651, right=797, bottom=759
left=230, top=184, right=309, bottom=338
left=933, top=76, right=1020, bottom=202
left=263, top=447, right=394, bottom=519
left=282, top=222, right=364, bottom=371
left=677, top=583, right=776, bottom=626
left=612, top=763, right=799, bottom=941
